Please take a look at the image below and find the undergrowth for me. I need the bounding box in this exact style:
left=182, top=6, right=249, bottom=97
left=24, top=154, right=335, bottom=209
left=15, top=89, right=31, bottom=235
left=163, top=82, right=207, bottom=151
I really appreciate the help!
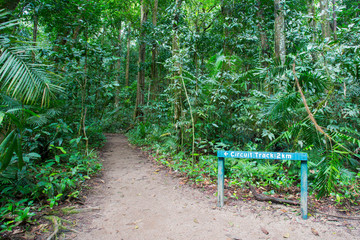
left=0, top=120, right=105, bottom=234
left=0, top=151, right=102, bottom=233
left=127, top=122, right=360, bottom=208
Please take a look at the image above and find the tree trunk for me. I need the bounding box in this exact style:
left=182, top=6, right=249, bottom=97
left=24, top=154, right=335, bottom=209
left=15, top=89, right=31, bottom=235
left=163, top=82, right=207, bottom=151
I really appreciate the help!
left=274, top=0, right=286, bottom=65
left=173, top=0, right=182, bottom=125
left=32, top=14, right=38, bottom=61
left=257, top=0, right=269, bottom=67
left=150, top=0, right=158, bottom=100
left=172, top=0, right=184, bottom=150
left=332, top=0, right=337, bottom=40
left=221, top=0, right=232, bottom=64
left=78, top=28, right=89, bottom=154
left=134, top=1, right=148, bottom=122
left=115, top=22, right=122, bottom=108
left=125, top=24, right=131, bottom=87
left=33, top=15, right=38, bottom=45
left=307, top=0, right=316, bottom=41
left=320, top=0, right=331, bottom=39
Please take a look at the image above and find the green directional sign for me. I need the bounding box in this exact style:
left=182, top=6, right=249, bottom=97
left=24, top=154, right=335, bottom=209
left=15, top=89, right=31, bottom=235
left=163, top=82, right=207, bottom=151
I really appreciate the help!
left=217, top=151, right=307, bottom=161
left=216, top=150, right=308, bottom=220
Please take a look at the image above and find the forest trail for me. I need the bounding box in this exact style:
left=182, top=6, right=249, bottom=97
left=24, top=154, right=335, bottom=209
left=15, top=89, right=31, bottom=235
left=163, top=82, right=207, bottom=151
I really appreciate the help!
left=69, top=134, right=358, bottom=240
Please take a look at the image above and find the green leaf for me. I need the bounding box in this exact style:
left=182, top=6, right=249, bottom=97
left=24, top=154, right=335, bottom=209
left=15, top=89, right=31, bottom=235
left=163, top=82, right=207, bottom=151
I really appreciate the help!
left=0, top=130, right=15, bottom=154
left=0, top=111, right=4, bottom=125
left=0, top=133, right=17, bottom=171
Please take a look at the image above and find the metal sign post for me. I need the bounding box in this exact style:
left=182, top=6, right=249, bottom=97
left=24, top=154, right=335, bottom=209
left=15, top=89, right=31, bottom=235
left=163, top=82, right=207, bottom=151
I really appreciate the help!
left=217, top=151, right=308, bottom=220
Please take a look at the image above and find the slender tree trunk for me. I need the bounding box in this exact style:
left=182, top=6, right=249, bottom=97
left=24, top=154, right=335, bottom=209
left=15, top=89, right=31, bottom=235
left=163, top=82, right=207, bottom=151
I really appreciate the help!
left=32, top=14, right=38, bottom=61
left=115, top=22, right=122, bottom=108
left=307, top=0, right=316, bottom=41
left=150, top=0, right=158, bottom=100
left=173, top=0, right=182, bottom=125
left=33, top=15, right=38, bottom=45
left=221, top=0, right=231, bottom=64
left=257, top=0, right=270, bottom=93
left=306, top=0, right=318, bottom=63
left=257, top=0, right=269, bottom=67
left=332, top=0, right=337, bottom=40
left=134, top=1, right=148, bottom=122
left=125, top=24, right=131, bottom=87
left=320, top=0, right=331, bottom=39
left=172, top=0, right=184, bottom=150
left=274, top=0, right=286, bottom=65
left=78, top=28, right=89, bottom=154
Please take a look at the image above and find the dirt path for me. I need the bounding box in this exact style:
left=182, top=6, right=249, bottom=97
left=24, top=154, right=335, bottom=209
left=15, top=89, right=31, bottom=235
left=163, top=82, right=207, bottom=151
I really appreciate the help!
left=69, top=134, right=358, bottom=240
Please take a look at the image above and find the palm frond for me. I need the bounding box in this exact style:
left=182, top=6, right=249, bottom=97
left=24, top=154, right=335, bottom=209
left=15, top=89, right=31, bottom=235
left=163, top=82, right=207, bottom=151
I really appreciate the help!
left=0, top=10, right=18, bottom=31
left=0, top=48, right=63, bottom=106
left=264, top=91, right=301, bottom=122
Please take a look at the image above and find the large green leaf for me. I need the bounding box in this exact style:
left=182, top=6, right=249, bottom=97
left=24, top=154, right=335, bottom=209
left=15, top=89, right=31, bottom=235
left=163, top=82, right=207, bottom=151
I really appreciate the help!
left=0, top=111, right=4, bottom=125
left=0, top=130, right=16, bottom=171
left=0, top=129, right=25, bottom=172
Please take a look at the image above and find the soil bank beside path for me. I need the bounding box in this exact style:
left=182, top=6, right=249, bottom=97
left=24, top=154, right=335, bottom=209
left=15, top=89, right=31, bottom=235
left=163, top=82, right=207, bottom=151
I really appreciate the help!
left=69, top=134, right=359, bottom=240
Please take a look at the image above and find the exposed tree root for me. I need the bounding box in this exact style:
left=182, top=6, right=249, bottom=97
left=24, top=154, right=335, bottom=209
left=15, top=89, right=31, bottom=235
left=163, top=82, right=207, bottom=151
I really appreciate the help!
left=44, top=215, right=78, bottom=240
left=61, top=206, right=100, bottom=215
left=45, top=216, right=60, bottom=240
left=43, top=206, right=100, bottom=239
left=248, top=184, right=299, bottom=206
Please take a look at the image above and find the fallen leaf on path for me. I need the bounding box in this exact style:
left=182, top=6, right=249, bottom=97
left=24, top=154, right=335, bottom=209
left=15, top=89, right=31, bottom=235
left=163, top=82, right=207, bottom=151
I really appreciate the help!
left=193, top=218, right=199, bottom=223
left=135, top=225, right=139, bottom=229
left=261, top=227, right=269, bottom=235
left=311, top=228, right=319, bottom=236
left=31, top=224, right=48, bottom=233
left=283, top=233, right=290, bottom=238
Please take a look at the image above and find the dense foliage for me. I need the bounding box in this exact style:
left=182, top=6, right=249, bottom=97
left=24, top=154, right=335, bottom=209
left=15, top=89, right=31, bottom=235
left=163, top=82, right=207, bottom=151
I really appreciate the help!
left=0, top=0, right=360, bottom=233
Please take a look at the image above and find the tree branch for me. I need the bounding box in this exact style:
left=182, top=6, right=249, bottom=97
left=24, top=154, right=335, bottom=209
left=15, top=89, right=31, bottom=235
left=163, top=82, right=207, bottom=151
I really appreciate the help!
left=248, top=184, right=299, bottom=205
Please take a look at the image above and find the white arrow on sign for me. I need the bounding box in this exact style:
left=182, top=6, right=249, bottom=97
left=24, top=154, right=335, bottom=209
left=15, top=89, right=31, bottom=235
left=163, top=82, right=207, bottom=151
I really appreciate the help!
left=224, top=152, right=228, bottom=156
